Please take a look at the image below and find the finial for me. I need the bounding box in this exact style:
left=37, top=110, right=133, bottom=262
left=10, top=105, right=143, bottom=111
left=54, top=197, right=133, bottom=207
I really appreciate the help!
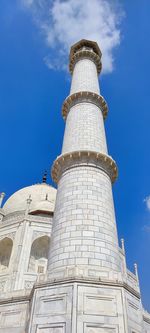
left=134, top=263, right=141, bottom=295
left=42, top=170, right=47, bottom=183
left=121, top=238, right=125, bottom=254
left=0, top=192, right=5, bottom=208
left=134, top=263, right=138, bottom=276
left=27, top=194, right=32, bottom=205
left=25, top=195, right=32, bottom=217
left=134, top=263, right=140, bottom=285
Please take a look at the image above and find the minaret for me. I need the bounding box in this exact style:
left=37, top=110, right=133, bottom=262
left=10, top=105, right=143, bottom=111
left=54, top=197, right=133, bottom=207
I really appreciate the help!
left=48, top=39, right=120, bottom=279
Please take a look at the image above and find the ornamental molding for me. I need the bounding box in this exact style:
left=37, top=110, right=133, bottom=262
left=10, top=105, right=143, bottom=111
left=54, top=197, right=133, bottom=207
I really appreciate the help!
left=2, top=212, right=24, bottom=223
left=0, top=292, right=31, bottom=304
left=34, top=276, right=141, bottom=300
left=1, top=212, right=52, bottom=226
left=28, top=215, right=52, bottom=224
left=69, top=49, right=102, bottom=74
left=62, top=91, right=108, bottom=120
left=51, top=150, right=118, bottom=184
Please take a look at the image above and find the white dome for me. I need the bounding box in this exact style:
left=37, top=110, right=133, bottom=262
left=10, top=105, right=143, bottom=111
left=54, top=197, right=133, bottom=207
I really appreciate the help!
left=3, top=184, right=57, bottom=215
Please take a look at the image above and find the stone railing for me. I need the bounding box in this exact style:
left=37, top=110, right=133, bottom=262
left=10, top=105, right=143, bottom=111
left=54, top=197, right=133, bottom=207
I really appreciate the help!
left=0, top=211, right=52, bottom=225
left=126, top=268, right=138, bottom=291
left=1, top=211, right=24, bottom=224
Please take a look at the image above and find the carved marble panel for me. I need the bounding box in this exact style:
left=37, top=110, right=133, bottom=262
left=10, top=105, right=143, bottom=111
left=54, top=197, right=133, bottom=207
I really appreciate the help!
left=0, top=310, right=22, bottom=327
left=84, top=294, right=117, bottom=316
left=0, top=302, right=28, bottom=330
left=128, top=300, right=140, bottom=323
left=37, top=294, right=67, bottom=316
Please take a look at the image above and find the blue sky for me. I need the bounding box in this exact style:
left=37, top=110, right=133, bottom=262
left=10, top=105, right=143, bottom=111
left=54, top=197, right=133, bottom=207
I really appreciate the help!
left=0, top=0, right=150, bottom=310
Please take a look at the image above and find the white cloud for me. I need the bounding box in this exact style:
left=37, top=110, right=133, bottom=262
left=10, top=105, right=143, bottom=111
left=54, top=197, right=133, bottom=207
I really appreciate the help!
left=21, top=0, right=124, bottom=73
left=21, top=0, right=34, bottom=7
left=142, top=196, right=150, bottom=233
left=143, top=225, right=150, bottom=233
left=144, top=196, right=150, bottom=211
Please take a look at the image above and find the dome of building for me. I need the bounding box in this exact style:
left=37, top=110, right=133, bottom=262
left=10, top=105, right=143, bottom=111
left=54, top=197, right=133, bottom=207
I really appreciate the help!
left=3, top=183, right=57, bottom=215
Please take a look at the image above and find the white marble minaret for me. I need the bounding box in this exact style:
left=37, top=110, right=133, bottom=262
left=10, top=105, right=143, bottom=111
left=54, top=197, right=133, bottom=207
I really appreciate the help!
left=26, top=39, right=149, bottom=333
left=48, top=39, right=120, bottom=280
left=0, top=39, right=150, bottom=333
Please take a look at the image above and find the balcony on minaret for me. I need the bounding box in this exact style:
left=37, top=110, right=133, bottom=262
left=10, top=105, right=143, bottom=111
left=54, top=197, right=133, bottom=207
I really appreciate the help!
left=69, top=39, right=102, bottom=75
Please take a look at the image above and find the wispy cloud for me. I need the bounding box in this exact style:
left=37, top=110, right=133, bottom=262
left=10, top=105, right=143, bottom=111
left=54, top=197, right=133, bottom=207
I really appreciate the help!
left=143, top=225, right=150, bottom=233
left=144, top=196, right=150, bottom=211
left=21, top=0, right=124, bottom=73
left=22, top=0, right=34, bottom=7
left=143, top=196, right=150, bottom=232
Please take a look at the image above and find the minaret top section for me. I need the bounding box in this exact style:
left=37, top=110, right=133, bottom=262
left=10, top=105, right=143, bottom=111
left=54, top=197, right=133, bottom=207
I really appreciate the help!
left=69, top=39, right=102, bottom=74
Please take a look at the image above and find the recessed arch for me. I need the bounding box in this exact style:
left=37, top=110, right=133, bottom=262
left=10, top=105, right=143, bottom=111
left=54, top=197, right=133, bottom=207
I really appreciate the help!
left=0, top=237, right=13, bottom=272
left=28, top=236, right=50, bottom=274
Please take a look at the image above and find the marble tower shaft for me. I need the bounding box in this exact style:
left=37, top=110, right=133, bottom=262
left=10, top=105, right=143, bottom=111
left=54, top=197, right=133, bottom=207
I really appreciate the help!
left=48, top=39, right=120, bottom=279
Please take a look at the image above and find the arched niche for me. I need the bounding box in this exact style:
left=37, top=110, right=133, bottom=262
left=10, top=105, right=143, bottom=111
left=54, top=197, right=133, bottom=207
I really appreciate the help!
left=28, top=236, right=50, bottom=274
left=0, top=237, right=13, bottom=272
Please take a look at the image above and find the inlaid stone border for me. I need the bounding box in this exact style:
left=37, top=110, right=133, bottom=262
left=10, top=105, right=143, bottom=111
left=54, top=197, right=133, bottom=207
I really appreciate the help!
left=69, top=49, right=102, bottom=74
left=62, top=91, right=108, bottom=120
left=51, top=150, right=118, bottom=184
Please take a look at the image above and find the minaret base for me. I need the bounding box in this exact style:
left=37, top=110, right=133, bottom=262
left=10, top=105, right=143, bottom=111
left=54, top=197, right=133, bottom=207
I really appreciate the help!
left=27, top=276, right=144, bottom=333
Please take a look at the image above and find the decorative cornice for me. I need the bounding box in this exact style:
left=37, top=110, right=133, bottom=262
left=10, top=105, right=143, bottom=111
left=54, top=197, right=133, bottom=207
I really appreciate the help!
left=62, top=91, right=108, bottom=120
left=0, top=276, right=141, bottom=305
left=0, top=211, right=52, bottom=227
left=0, top=293, right=31, bottom=305
left=51, top=150, right=118, bottom=184
left=2, top=211, right=25, bottom=223
left=69, top=49, right=102, bottom=74
left=34, top=276, right=141, bottom=300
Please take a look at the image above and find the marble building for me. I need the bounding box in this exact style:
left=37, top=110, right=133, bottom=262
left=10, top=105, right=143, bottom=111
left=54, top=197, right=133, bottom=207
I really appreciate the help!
left=0, top=39, right=150, bottom=332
